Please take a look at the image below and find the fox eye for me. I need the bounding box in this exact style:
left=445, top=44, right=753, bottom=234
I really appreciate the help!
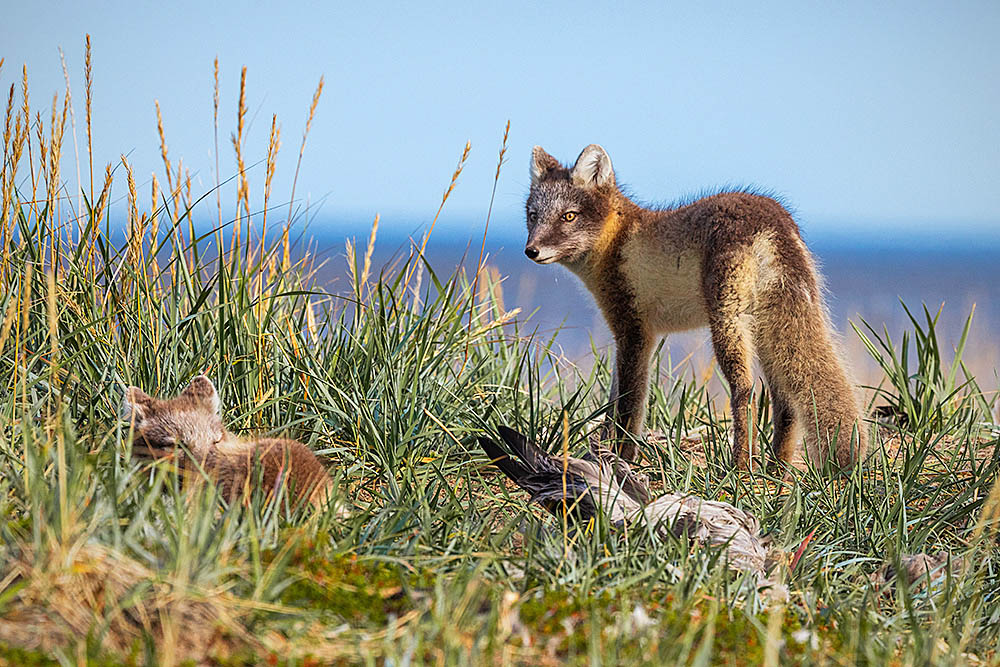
left=562, top=211, right=577, bottom=222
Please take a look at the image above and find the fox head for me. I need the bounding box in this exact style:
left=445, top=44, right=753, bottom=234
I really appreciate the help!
left=525, top=144, right=617, bottom=265
left=121, top=375, right=224, bottom=453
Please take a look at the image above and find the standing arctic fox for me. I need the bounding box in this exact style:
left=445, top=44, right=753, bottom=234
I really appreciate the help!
left=122, top=375, right=346, bottom=514
left=525, top=145, right=867, bottom=471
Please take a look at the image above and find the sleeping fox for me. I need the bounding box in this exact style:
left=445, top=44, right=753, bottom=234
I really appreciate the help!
left=122, top=375, right=347, bottom=515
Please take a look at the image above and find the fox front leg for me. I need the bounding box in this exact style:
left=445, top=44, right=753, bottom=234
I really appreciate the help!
left=606, top=331, right=656, bottom=462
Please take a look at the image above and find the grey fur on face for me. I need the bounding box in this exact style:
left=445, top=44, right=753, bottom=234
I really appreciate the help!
left=525, top=146, right=616, bottom=265
left=123, top=376, right=225, bottom=451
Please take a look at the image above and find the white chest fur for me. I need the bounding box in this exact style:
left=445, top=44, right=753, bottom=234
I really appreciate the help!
left=621, top=237, right=707, bottom=334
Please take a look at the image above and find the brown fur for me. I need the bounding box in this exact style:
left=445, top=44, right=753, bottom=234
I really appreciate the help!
left=123, top=376, right=343, bottom=513
left=869, top=552, right=964, bottom=597
left=525, top=145, right=868, bottom=471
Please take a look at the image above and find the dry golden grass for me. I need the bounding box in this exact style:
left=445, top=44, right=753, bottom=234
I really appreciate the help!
left=285, top=76, right=323, bottom=229
left=0, top=542, right=258, bottom=664
left=85, top=34, right=93, bottom=205
left=0, top=44, right=336, bottom=303
left=360, top=213, right=379, bottom=290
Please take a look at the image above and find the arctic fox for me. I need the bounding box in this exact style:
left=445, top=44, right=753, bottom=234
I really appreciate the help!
left=525, top=144, right=867, bottom=471
left=122, top=375, right=346, bottom=514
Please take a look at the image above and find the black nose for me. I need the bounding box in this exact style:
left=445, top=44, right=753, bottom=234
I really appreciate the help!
left=524, top=246, right=539, bottom=260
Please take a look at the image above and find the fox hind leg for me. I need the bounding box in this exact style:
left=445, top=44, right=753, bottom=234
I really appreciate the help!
left=767, top=383, right=798, bottom=471
left=756, top=350, right=799, bottom=470
left=711, top=326, right=756, bottom=470
left=706, top=310, right=756, bottom=470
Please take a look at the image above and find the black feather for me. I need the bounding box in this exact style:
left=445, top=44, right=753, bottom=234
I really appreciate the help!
left=527, top=473, right=598, bottom=523
left=496, top=424, right=561, bottom=474
left=481, top=427, right=598, bottom=525
left=477, top=436, right=533, bottom=483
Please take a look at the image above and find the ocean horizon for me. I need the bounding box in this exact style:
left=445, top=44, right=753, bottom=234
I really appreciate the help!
left=288, top=218, right=999, bottom=397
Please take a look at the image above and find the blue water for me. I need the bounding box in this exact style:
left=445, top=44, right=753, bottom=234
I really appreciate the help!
left=307, top=223, right=1000, bottom=390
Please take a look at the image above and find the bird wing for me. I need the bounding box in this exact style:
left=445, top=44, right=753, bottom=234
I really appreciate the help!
left=479, top=426, right=603, bottom=525
left=496, top=424, right=563, bottom=475
left=634, top=494, right=769, bottom=576
left=478, top=435, right=534, bottom=483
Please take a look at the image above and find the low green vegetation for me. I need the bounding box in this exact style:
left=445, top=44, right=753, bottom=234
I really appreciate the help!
left=0, top=55, right=998, bottom=665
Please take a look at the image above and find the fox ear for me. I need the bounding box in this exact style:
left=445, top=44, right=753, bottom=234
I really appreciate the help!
left=530, top=146, right=561, bottom=186
left=571, top=144, right=614, bottom=189
left=121, top=386, right=152, bottom=422
left=184, top=375, right=221, bottom=414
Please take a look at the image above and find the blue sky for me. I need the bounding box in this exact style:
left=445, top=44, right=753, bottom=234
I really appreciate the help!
left=5, top=1, right=999, bottom=242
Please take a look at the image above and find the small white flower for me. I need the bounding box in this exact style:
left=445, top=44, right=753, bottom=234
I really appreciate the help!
left=792, top=629, right=811, bottom=644
left=792, top=628, right=818, bottom=649
left=630, top=604, right=656, bottom=631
